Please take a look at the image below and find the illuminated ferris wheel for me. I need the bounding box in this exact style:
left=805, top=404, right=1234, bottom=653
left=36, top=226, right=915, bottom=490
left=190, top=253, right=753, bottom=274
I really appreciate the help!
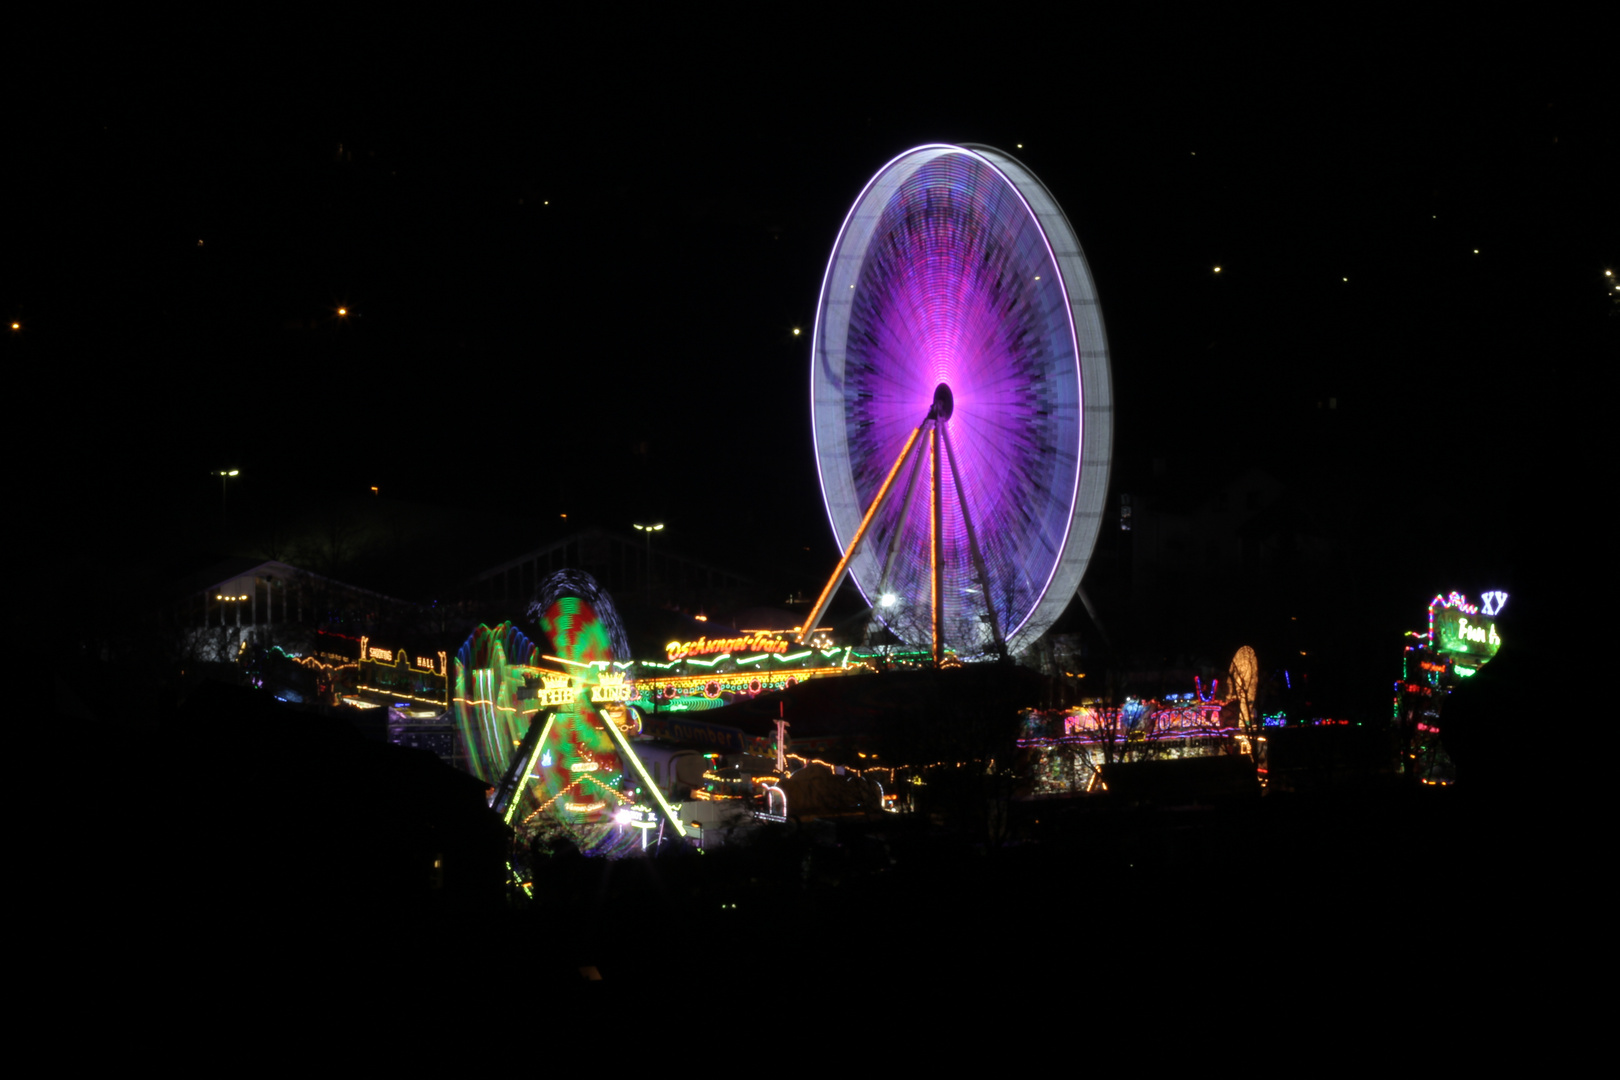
left=801, top=144, right=1112, bottom=661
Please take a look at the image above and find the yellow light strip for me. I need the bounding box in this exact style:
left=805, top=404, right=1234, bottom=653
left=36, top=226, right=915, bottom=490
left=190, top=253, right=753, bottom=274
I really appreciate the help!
left=631, top=664, right=851, bottom=694
left=797, top=421, right=926, bottom=645
left=541, top=654, right=600, bottom=670
left=525, top=778, right=580, bottom=821
left=600, top=704, right=688, bottom=839
left=930, top=423, right=942, bottom=669
left=355, top=686, right=448, bottom=707
left=503, top=712, right=556, bottom=826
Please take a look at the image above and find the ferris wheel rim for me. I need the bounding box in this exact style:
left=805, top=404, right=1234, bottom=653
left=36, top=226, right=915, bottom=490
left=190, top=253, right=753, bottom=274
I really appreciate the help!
left=809, top=143, right=1112, bottom=655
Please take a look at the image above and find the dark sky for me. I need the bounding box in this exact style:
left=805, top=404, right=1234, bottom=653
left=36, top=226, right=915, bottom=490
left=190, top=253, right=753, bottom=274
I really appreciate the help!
left=9, top=15, right=1610, bottom=638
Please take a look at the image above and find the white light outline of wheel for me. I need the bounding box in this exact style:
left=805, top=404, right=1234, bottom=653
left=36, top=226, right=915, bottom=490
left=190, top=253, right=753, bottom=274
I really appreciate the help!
left=810, top=143, right=1112, bottom=655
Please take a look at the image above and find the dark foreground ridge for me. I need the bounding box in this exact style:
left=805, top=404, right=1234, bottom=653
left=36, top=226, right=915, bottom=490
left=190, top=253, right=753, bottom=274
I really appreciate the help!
left=50, top=678, right=1551, bottom=999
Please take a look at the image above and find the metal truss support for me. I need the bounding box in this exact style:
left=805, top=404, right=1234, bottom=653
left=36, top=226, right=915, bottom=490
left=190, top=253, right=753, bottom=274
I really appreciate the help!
left=796, top=420, right=928, bottom=646
left=940, top=422, right=1005, bottom=659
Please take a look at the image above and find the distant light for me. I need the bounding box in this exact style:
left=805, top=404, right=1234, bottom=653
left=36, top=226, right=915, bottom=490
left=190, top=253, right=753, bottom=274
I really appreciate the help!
left=1016, top=144, right=1023, bottom=149
left=9, top=322, right=17, bottom=330
left=1034, top=275, right=1040, bottom=280
left=1473, top=250, right=1479, bottom=255
left=1607, top=270, right=1614, bottom=277
left=197, top=239, right=204, bottom=247
left=228, top=470, right=239, bottom=476
left=1213, top=266, right=1221, bottom=273
left=694, top=614, right=707, bottom=622
left=792, top=328, right=801, bottom=336
left=880, top=593, right=898, bottom=608
left=1343, top=277, right=1348, bottom=282
left=337, top=307, right=348, bottom=316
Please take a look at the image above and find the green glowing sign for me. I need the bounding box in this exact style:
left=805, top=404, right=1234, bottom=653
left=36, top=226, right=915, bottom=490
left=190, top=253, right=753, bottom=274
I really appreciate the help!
left=1435, top=608, right=1501, bottom=659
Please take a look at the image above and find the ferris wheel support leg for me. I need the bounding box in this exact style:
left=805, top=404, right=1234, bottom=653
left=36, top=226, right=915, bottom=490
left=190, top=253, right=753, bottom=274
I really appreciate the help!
left=940, top=423, right=1005, bottom=659
left=870, top=426, right=932, bottom=641
left=930, top=423, right=944, bottom=668
left=797, top=422, right=927, bottom=646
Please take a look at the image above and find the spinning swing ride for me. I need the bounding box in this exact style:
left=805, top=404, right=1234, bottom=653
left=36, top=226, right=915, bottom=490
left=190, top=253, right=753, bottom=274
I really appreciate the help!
left=801, top=144, right=1113, bottom=663
left=454, top=572, right=685, bottom=857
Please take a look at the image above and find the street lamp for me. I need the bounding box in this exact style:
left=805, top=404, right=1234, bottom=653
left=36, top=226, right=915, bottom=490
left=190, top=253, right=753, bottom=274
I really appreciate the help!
left=213, top=470, right=240, bottom=528
left=633, top=523, right=664, bottom=604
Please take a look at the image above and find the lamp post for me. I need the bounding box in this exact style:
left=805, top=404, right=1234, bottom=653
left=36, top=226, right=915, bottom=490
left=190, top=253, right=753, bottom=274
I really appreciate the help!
left=633, top=523, right=664, bottom=605
left=213, top=470, right=240, bottom=530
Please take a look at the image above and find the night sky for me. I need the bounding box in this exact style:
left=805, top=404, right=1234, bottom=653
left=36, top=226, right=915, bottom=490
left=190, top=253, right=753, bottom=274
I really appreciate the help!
left=11, top=18, right=1609, bottom=676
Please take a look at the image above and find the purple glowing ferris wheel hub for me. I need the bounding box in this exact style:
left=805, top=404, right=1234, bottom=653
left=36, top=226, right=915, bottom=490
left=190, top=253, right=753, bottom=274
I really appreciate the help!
left=811, top=144, right=1113, bottom=655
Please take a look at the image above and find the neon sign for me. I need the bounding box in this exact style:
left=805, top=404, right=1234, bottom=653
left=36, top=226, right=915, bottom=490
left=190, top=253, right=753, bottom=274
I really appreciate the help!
left=589, top=671, right=633, bottom=703
left=539, top=674, right=579, bottom=707
left=1481, top=590, right=1508, bottom=617
left=618, top=806, right=659, bottom=828
left=666, top=633, right=791, bottom=661
left=1435, top=607, right=1502, bottom=659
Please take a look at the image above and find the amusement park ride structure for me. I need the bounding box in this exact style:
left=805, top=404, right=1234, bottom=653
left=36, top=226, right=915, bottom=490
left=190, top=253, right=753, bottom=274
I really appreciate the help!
left=801, top=144, right=1113, bottom=665
left=457, top=144, right=1121, bottom=860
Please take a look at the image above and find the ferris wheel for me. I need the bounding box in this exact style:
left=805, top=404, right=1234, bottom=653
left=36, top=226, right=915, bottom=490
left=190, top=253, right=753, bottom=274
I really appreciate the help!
left=801, top=144, right=1112, bottom=662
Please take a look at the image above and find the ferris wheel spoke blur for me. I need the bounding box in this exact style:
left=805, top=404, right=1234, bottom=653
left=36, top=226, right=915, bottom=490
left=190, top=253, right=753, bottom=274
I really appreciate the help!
left=804, top=144, right=1113, bottom=662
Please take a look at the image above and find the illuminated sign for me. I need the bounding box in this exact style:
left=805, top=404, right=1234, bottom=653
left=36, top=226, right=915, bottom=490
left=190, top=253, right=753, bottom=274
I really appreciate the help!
left=539, top=674, right=579, bottom=707
left=1481, top=590, right=1508, bottom=617
left=359, top=638, right=446, bottom=675
left=589, top=671, right=633, bottom=703
left=618, top=806, right=659, bottom=829
left=1435, top=608, right=1502, bottom=659
left=665, top=633, right=791, bottom=661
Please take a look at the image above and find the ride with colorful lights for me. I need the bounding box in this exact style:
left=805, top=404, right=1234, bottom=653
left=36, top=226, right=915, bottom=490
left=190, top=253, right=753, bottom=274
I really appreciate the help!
left=1395, top=590, right=1507, bottom=784
left=804, top=143, right=1112, bottom=667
